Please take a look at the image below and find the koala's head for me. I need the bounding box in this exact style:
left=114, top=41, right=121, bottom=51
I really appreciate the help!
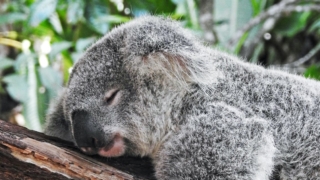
left=64, top=16, right=217, bottom=158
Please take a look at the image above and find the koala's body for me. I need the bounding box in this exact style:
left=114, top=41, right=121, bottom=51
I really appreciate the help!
left=45, top=16, right=320, bottom=180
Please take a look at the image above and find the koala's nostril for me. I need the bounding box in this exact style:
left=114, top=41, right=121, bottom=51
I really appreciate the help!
left=91, top=137, right=101, bottom=147
left=72, top=110, right=105, bottom=151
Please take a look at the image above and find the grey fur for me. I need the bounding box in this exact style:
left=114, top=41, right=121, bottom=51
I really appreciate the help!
left=44, top=16, right=320, bottom=180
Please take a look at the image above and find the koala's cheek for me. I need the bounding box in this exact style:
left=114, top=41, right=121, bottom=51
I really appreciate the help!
left=98, top=135, right=125, bottom=157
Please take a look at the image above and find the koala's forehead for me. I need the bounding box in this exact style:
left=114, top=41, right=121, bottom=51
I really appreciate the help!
left=68, top=40, right=123, bottom=91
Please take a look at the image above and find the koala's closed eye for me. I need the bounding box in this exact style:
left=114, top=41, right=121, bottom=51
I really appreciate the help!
left=104, top=88, right=121, bottom=106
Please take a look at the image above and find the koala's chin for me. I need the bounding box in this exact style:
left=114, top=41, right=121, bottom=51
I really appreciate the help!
left=96, top=134, right=126, bottom=157
left=80, top=133, right=126, bottom=158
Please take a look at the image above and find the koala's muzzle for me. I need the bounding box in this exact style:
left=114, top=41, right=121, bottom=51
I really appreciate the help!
left=72, top=110, right=105, bottom=154
left=72, top=110, right=125, bottom=157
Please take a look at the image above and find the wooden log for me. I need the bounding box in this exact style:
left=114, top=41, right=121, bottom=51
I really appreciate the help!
left=0, top=120, right=155, bottom=180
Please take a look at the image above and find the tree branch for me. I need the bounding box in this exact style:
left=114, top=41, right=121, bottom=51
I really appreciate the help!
left=228, top=0, right=306, bottom=48
left=284, top=43, right=320, bottom=67
left=0, top=120, right=155, bottom=180
left=237, top=3, right=320, bottom=59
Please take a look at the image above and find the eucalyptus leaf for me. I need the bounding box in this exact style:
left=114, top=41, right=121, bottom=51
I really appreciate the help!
left=96, top=15, right=130, bottom=23
left=2, top=74, right=29, bottom=103
left=85, top=0, right=110, bottom=34
left=308, top=19, right=320, bottom=33
left=0, top=13, right=27, bottom=25
left=304, top=65, right=320, bottom=80
left=71, top=52, right=84, bottom=63
left=275, top=12, right=311, bottom=37
left=76, top=37, right=96, bottom=52
left=29, top=0, right=58, bottom=26
left=14, top=53, right=35, bottom=73
left=26, top=57, right=42, bottom=131
left=49, top=41, right=72, bottom=60
left=128, top=0, right=175, bottom=14
left=67, top=0, right=85, bottom=24
left=0, top=57, right=14, bottom=70
left=49, top=12, right=63, bottom=34
left=85, top=0, right=109, bottom=34
left=214, top=0, right=252, bottom=46
left=38, top=67, right=62, bottom=98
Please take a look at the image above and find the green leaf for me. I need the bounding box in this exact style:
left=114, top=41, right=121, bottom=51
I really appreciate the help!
left=49, top=41, right=72, bottom=60
left=250, top=0, right=266, bottom=16
left=75, top=37, right=96, bottom=52
left=25, top=57, right=42, bottom=131
left=0, top=57, right=14, bottom=70
left=71, top=52, right=83, bottom=63
left=96, top=15, right=130, bottom=24
left=49, top=12, right=63, bottom=34
left=38, top=67, right=62, bottom=98
left=308, top=19, right=320, bottom=33
left=14, top=53, right=33, bottom=74
left=250, top=42, right=264, bottom=63
left=234, top=32, right=249, bottom=54
left=67, top=0, right=85, bottom=24
left=0, top=13, right=27, bottom=25
left=2, top=74, right=29, bottom=103
left=304, top=65, right=320, bottom=80
left=128, top=0, right=175, bottom=14
left=214, top=0, right=253, bottom=46
left=29, top=0, right=58, bottom=26
left=275, top=12, right=311, bottom=37
left=85, top=0, right=109, bottom=34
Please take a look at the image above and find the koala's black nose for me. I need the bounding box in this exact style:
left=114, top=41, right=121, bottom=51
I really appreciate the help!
left=72, top=110, right=105, bottom=151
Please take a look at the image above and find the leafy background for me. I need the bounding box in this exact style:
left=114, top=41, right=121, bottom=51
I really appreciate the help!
left=0, top=0, right=319, bottom=131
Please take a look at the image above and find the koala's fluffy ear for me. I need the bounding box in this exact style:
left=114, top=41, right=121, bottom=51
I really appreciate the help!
left=120, top=16, right=221, bottom=87
left=119, top=16, right=196, bottom=86
left=126, top=51, right=192, bottom=87
left=44, top=90, right=73, bottom=142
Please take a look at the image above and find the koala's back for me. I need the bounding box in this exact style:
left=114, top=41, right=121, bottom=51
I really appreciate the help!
left=202, top=56, right=320, bottom=178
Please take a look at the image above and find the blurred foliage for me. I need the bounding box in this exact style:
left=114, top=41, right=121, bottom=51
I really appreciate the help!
left=0, top=0, right=319, bottom=131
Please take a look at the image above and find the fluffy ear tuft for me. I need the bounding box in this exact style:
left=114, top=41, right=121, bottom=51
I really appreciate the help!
left=125, top=52, right=191, bottom=88
left=119, top=16, right=224, bottom=89
left=124, top=49, right=224, bottom=90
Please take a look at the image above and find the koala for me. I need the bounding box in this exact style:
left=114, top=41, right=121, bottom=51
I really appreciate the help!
left=44, top=16, right=320, bottom=180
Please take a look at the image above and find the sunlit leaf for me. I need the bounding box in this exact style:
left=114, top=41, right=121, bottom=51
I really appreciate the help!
left=96, top=15, right=130, bottom=24
left=304, top=65, right=320, bottom=80
left=29, top=0, right=58, bottom=26
left=250, top=0, right=266, bottom=16
left=171, top=0, right=187, bottom=17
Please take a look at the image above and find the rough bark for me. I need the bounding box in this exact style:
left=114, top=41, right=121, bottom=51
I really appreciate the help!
left=0, top=120, right=155, bottom=180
